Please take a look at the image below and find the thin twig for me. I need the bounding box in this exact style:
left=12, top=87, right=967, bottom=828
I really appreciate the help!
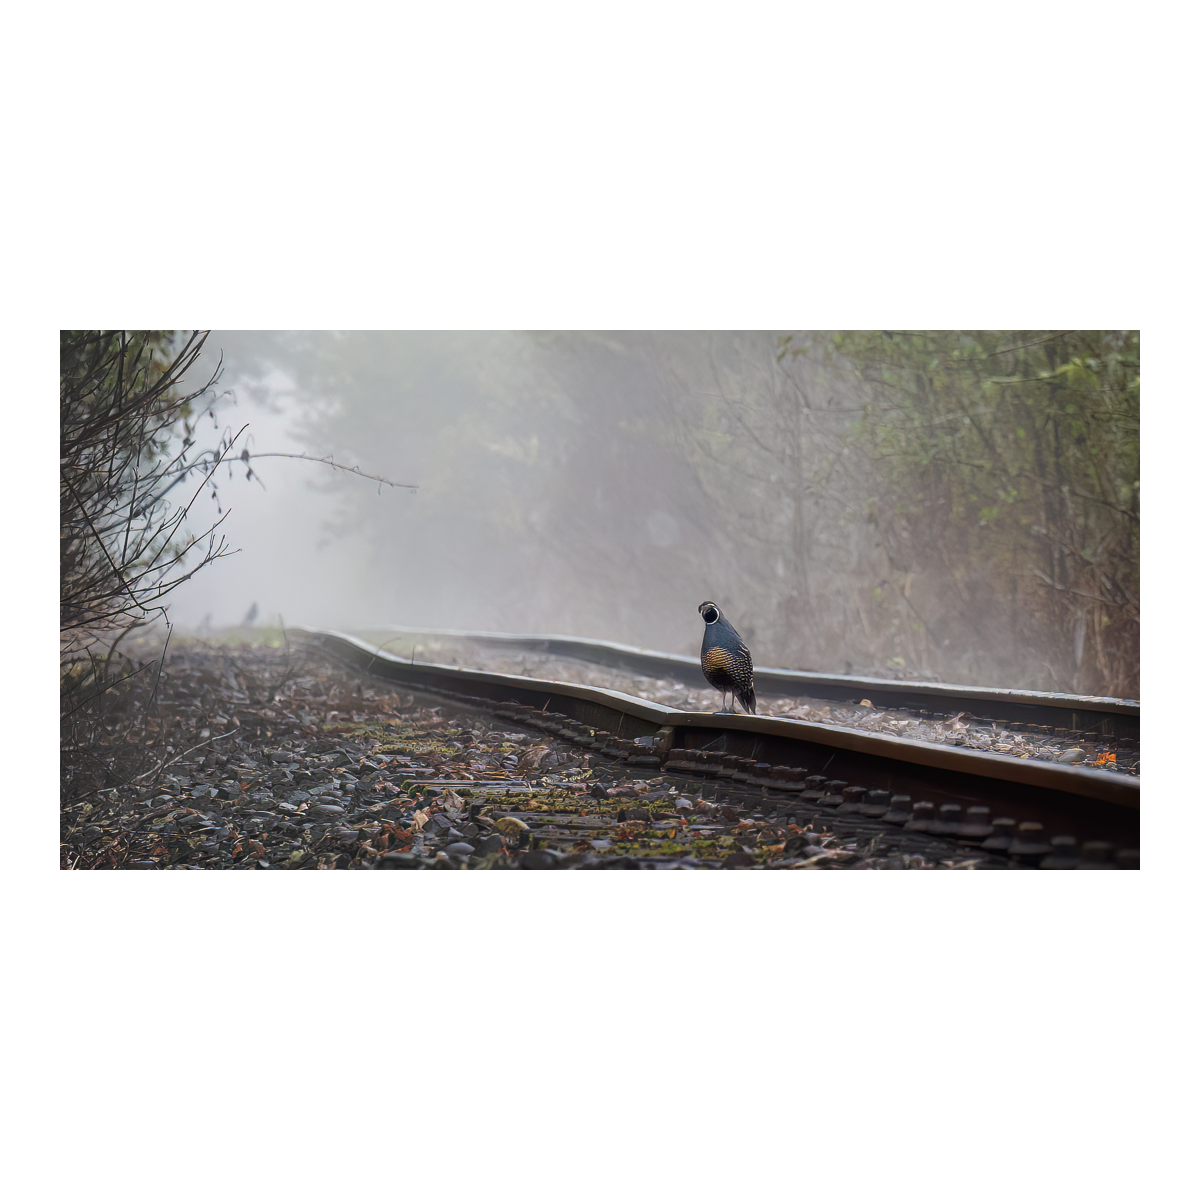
left=241, top=452, right=418, bottom=490
left=132, top=728, right=239, bottom=783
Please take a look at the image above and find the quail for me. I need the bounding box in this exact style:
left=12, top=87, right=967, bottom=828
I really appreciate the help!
left=697, top=601, right=756, bottom=714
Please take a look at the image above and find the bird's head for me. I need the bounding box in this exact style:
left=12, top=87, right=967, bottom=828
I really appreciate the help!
left=698, top=601, right=721, bottom=625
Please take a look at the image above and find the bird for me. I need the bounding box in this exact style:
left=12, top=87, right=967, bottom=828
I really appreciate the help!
left=697, top=601, right=756, bottom=714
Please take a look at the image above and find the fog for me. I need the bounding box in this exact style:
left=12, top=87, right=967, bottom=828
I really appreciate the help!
left=164, top=331, right=1139, bottom=697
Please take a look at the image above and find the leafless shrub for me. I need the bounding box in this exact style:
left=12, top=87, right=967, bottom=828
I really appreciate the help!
left=61, top=330, right=240, bottom=658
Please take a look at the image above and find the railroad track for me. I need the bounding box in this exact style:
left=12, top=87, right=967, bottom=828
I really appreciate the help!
left=354, top=625, right=1140, bottom=741
left=294, top=628, right=1140, bottom=869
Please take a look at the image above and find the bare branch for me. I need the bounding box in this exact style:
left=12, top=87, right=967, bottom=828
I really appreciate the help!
left=241, top=452, right=417, bottom=490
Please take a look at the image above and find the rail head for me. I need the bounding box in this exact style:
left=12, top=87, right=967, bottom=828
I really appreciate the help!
left=355, top=623, right=1139, bottom=721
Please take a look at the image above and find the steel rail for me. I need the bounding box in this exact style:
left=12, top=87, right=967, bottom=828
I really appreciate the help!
left=355, top=625, right=1140, bottom=740
left=294, top=628, right=1140, bottom=864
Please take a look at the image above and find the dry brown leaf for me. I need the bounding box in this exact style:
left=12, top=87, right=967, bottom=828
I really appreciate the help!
left=516, top=745, right=552, bottom=772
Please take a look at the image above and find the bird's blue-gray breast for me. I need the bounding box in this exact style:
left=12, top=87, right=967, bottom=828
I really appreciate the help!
left=698, top=602, right=756, bottom=714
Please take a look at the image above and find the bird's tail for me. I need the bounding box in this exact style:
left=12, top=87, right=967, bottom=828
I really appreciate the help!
left=737, top=685, right=756, bottom=715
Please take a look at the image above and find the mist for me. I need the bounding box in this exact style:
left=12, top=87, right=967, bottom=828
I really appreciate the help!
left=165, top=331, right=1139, bottom=697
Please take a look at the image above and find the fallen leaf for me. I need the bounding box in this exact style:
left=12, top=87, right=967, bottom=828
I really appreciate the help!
left=516, top=745, right=552, bottom=773
left=494, top=817, right=530, bottom=836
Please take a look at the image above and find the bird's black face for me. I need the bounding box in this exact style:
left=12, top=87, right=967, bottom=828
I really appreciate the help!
left=699, top=601, right=721, bottom=624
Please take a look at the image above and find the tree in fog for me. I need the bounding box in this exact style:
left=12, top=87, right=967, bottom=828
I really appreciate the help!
left=646, top=331, right=865, bottom=668
left=612, top=329, right=1138, bottom=694
left=214, top=331, right=720, bottom=645
left=786, top=330, right=1139, bottom=695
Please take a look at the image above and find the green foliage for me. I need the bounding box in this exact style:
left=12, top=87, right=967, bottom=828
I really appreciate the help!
left=789, top=330, right=1139, bottom=694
